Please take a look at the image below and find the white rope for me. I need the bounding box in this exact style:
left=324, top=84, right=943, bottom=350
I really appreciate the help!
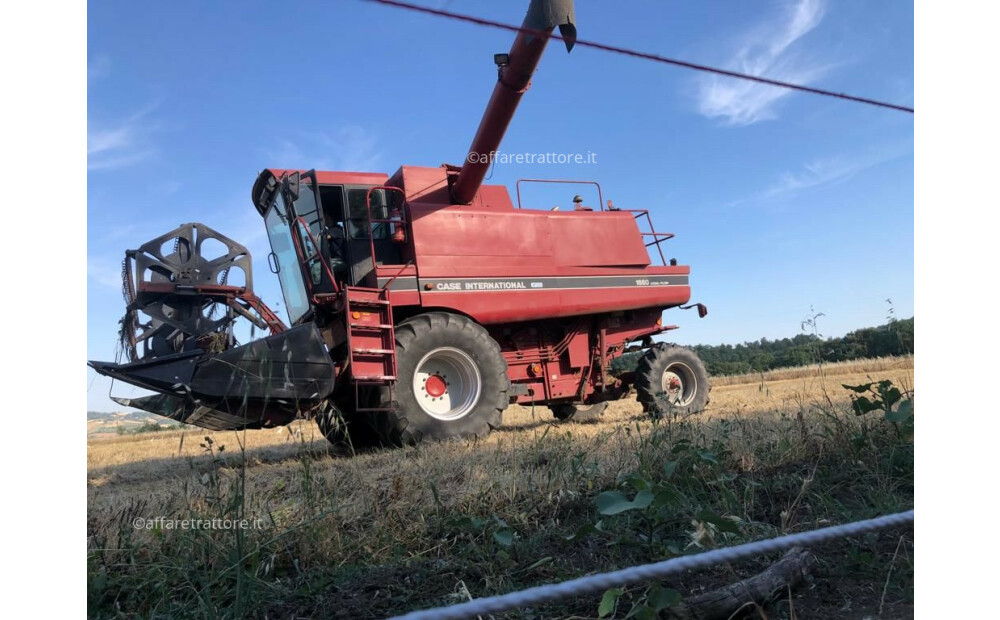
left=389, top=510, right=914, bottom=620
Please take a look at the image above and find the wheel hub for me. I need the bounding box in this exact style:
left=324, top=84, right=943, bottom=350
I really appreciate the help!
left=424, top=374, right=447, bottom=397
left=665, top=373, right=683, bottom=399
left=413, top=347, right=483, bottom=420
left=660, top=362, right=697, bottom=407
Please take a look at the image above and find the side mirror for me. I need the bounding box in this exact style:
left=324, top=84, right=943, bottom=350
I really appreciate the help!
left=680, top=302, right=709, bottom=318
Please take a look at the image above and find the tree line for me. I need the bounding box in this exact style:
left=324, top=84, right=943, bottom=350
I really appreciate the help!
left=612, top=317, right=913, bottom=377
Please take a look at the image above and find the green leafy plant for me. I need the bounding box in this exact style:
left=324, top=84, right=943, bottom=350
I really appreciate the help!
left=598, top=582, right=683, bottom=619
left=599, top=588, right=624, bottom=618
left=842, top=380, right=913, bottom=423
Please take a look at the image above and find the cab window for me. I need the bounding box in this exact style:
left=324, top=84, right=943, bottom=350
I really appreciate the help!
left=346, top=188, right=390, bottom=239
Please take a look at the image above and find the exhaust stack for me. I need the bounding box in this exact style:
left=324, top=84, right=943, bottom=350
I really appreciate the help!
left=450, top=0, right=576, bottom=204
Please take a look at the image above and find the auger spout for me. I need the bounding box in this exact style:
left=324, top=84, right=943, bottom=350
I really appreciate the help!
left=450, top=0, right=576, bottom=204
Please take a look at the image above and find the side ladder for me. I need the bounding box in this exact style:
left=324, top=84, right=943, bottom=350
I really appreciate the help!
left=344, top=286, right=397, bottom=412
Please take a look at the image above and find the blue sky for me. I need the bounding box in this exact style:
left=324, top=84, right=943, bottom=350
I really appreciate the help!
left=87, top=0, right=913, bottom=411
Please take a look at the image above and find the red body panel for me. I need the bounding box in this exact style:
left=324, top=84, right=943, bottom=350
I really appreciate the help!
left=409, top=206, right=650, bottom=266
left=419, top=285, right=689, bottom=324
left=375, top=165, right=692, bottom=326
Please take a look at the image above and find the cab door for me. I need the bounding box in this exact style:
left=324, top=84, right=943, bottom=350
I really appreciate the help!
left=289, top=171, right=338, bottom=296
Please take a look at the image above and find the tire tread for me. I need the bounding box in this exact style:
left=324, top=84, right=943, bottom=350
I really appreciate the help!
left=378, top=312, right=508, bottom=445
left=635, top=343, right=711, bottom=417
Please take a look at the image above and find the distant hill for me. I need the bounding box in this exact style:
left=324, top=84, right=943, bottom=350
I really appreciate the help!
left=86, top=409, right=181, bottom=436
left=87, top=410, right=151, bottom=422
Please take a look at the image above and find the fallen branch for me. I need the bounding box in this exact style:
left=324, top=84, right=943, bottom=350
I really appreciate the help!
left=668, top=547, right=815, bottom=620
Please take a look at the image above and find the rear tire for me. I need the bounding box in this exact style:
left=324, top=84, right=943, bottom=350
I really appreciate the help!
left=635, top=344, right=710, bottom=417
left=377, top=312, right=509, bottom=445
left=551, top=404, right=577, bottom=421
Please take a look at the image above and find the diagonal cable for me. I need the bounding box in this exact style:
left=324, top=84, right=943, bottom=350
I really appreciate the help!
left=367, top=0, right=914, bottom=114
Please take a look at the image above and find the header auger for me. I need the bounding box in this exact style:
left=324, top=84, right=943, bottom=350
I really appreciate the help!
left=89, top=0, right=711, bottom=446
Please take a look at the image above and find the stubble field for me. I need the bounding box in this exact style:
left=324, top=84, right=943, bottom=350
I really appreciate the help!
left=88, top=356, right=914, bottom=619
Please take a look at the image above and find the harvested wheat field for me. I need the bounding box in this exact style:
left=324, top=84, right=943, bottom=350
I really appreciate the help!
left=88, top=357, right=914, bottom=619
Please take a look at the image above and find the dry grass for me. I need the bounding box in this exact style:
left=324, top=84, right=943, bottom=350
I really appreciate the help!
left=709, top=355, right=914, bottom=386
left=87, top=358, right=913, bottom=484
left=87, top=357, right=914, bottom=619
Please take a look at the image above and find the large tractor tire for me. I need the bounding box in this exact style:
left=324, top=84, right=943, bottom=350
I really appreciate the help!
left=551, top=401, right=608, bottom=422
left=550, top=404, right=577, bottom=421
left=374, top=312, right=509, bottom=446
left=314, top=401, right=350, bottom=446
left=635, top=343, right=711, bottom=418
left=313, top=381, right=385, bottom=449
left=317, top=381, right=386, bottom=449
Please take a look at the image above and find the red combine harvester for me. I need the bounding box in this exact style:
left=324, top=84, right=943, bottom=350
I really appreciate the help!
left=89, top=0, right=710, bottom=446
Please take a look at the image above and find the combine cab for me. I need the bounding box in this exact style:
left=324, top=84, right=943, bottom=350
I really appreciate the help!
left=90, top=0, right=711, bottom=445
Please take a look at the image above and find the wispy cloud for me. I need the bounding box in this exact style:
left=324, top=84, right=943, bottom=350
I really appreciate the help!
left=88, top=103, right=160, bottom=171
left=762, top=144, right=911, bottom=200
left=714, top=143, right=912, bottom=210
left=266, top=125, right=382, bottom=172
left=88, top=58, right=161, bottom=172
left=696, top=0, right=829, bottom=126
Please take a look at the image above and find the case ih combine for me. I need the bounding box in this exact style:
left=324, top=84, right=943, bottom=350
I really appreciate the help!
left=89, top=0, right=710, bottom=446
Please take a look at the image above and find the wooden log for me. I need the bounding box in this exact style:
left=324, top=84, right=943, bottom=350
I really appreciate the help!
left=667, top=547, right=815, bottom=620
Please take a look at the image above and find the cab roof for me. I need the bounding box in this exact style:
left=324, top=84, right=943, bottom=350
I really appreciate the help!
left=266, top=169, right=389, bottom=186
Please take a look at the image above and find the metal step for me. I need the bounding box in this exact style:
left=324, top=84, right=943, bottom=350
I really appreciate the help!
left=345, top=285, right=397, bottom=387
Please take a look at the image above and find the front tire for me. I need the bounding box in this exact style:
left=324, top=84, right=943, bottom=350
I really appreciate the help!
left=315, top=401, right=350, bottom=446
left=635, top=344, right=710, bottom=417
left=379, top=312, right=509, bottom=445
